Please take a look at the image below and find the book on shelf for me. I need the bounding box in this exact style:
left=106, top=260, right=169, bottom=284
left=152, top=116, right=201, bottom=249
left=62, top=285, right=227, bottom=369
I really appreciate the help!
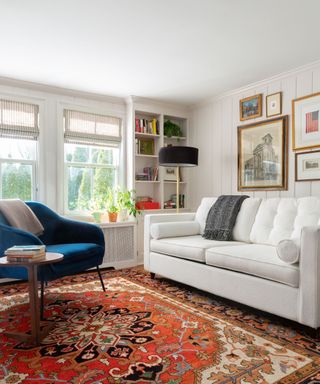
left=135, top=118, right=159, bottom=135
left=164, top=194, right=185, bottom=209
left=135, top=167, right=158, bottom=181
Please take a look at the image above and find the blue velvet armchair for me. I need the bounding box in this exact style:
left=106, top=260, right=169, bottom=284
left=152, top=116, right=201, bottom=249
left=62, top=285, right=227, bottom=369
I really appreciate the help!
left=0, top=202, right=106, bottom=315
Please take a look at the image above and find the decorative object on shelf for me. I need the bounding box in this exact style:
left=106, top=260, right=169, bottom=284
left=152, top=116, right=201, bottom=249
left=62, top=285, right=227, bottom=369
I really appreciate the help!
left=106, top=188, right=119, bottom=222
left=117, top=189, right=140, bottom=220
left=295, top=149, right=320, bottom=181
left=292, top=92, right=320, bottom=150
left=164, top=120, right=183, bottom=138
left=136, top=196, right=160, bottom=210
left=159, top=145, right=198, bottom=212
left=164, top=194, right=185, bottom=209
left=266, top=92, right=282, bottom=117
left=240, top=94, right=262, bottom=121
left=238, top=116, right=288, bottom=191
left=136, top=138, right=155, bottom=155
left=164, top=167, right=179, bottom=181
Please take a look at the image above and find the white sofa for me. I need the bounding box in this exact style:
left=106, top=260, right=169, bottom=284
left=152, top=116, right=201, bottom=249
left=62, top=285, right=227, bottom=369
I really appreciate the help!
left=144, top=197, right=320, bottom=329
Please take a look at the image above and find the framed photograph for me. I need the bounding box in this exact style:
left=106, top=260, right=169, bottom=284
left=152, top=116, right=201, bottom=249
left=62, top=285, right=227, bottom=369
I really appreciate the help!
left=266, top=92, right=282, bottom=117
left=239, top=94, right=262, bottom=121
left=164, top=167, right=178, bottom=181
left=138, top=138, right=154, bottom=155
left=295, top=150, right=320, bottom=181
left=238, top=116, right=288, bottom=190
left=292, top=92, right=320, bottom=150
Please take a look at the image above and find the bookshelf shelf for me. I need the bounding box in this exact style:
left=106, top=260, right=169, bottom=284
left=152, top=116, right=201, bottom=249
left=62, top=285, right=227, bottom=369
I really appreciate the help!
left=164, top=181, right=187, bottom=184
left=135, top=154, right=158, bottom=158
left=135, top=180, right=160, bottom=184
left=164, top=136, right=187, bottom=140
left=135, top=132, right=160, bottom=139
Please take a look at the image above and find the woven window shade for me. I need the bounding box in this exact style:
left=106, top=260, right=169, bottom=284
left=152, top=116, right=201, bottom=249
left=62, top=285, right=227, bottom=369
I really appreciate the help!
left=64, top=109, right=121, bottom=146
left=0, top=99, right=39, bottom=139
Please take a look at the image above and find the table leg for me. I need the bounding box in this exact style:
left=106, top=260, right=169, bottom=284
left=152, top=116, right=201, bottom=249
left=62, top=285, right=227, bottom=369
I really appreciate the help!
left=28, top=264, right=41, bottom=344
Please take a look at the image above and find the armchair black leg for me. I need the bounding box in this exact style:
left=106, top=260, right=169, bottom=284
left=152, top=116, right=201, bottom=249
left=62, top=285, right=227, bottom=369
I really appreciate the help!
left=97, top=266, right=106, bottom=292
left=40, top=280, right=45, bottom=320
left=150, top=272, right=156, bottom=279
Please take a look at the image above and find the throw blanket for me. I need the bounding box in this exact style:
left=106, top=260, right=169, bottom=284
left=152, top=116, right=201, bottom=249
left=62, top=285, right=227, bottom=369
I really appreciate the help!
left=0, top=199, right=44, bottom=236
left=203, top=195, right=249, bottom=241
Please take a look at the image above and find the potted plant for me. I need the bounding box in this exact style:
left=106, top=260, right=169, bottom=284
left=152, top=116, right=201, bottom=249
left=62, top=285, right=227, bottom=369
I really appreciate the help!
left=89, top=198, right=105, bottom=223
left=117, top=189, right=140, bottom=221
left=164, top=120, right=183, bottom=138
left=106, top=188, right=119, bottom=222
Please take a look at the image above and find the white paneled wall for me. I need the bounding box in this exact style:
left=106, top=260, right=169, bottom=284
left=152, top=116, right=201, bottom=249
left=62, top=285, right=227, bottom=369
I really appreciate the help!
left=189, top=62, right=320, bottom=210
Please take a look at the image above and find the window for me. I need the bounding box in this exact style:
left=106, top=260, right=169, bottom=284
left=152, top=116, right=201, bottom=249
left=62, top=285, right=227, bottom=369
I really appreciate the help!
left=64, top=109, right=121, bottom=213
left=0, top=100, right=39, bottom=200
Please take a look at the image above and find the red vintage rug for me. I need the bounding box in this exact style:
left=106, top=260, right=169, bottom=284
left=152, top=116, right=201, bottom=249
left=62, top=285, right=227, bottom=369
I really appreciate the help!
left=0, top=268, right=320, bottom=383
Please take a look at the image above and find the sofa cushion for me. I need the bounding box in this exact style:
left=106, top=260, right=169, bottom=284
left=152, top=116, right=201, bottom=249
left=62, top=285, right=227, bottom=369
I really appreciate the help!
left=195, top=196, right=261, bottom=241
left=150, top=221, right=200, bottom=239
left=250, top=197, right=320, bottom=245
left=205, top=244, right=299, bottom=287
left=150, top=235, right=243, bottom=263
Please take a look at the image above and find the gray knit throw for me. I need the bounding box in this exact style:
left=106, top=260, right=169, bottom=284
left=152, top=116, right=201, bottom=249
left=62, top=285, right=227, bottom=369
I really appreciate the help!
left=203, top=195, right=249, bottom=241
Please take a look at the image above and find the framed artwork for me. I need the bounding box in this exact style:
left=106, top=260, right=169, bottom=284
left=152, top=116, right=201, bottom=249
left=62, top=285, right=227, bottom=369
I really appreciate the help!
left=292, top=92, right=320, bottom=150
left=266, top=92, right=282, bottom=117
left=164, top=167, right=178, bottom=181
left=295, top=150, right=320, bottom=181
left=239, top=94, right=262, bottom=121
left=238, top=116, right=288, bottom=190
left=138, top=138, right=154, bottom=155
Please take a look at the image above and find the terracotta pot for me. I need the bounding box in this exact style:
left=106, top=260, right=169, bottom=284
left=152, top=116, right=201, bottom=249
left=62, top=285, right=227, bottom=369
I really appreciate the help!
left=108, top=212, right=118, bottom=222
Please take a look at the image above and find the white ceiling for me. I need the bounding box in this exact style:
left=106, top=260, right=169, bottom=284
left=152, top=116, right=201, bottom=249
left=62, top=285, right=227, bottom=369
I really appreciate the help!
left=1, top=0, right=320, bottom=105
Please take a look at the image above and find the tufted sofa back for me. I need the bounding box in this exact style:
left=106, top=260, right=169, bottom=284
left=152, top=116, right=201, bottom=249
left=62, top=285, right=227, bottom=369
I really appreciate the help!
left=250, top=197, right=320, bottom=245
left=196, top=196, right=320, bottom=245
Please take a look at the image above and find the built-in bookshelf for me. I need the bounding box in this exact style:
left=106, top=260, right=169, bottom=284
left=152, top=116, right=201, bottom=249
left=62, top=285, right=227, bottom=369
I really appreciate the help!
left=128, top=100, right=189, bottom=211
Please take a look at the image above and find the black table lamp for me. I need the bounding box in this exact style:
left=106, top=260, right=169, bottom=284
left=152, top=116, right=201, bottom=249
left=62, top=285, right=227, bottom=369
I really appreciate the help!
left=159, top=146, right=199, bottom=212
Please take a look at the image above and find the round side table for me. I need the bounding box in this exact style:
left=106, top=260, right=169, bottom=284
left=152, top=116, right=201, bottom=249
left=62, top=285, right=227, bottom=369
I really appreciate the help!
left=0, top=252, right=63, bottom=345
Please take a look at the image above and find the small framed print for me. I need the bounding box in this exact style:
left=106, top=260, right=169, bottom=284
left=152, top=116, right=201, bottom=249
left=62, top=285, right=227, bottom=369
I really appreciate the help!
left=164, top=167, right=178, bottom=181
left=292, top=92, right=320, bottom=150
left=295, top=150, right=320, bottom=181
left=138, top=138, right=154, bottom=155
left=266, top=92, right=282, bottom=117
left=240, top=94, right=262, bottom=121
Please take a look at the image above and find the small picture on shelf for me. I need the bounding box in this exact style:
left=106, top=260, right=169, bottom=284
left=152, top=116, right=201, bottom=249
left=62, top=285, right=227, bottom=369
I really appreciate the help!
left=164, top=167, right=180, bottom=181
left=136, top=138, right=155, bottom=155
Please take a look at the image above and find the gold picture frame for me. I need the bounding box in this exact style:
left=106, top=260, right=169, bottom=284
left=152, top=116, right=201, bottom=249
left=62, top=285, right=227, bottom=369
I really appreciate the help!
left=295, top=149, right=320, bottom=182
left=238, top=116, right=288, bottom=191
left=266, top=92, right=282, bottom=117
left=239, top=94, right=262, bottom=121
left=292, top=92, right=320, bottom=151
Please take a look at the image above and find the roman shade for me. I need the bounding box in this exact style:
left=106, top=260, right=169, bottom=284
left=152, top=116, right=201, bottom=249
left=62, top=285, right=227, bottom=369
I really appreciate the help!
left=64, top=109, right=121, bottom=146
left=0, top=99, right=39, bottom=139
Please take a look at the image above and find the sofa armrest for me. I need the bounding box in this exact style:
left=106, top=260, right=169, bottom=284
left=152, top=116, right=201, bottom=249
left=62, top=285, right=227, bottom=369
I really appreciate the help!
left=144, top=213, right=196, bottom=270
left=298, top=226, right=320, bottom=328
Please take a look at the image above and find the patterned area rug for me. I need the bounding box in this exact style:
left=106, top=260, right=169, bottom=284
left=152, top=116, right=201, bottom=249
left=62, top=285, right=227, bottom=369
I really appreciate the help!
left=0, top=267, right=320, bottom=383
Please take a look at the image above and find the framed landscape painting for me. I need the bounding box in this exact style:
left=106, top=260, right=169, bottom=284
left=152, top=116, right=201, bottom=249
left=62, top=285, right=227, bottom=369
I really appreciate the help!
left=295, top=150, right=320, bottom=181
left=239, top=94, right=262, bottom=121
left=238, top=116, right=288, bottom=190
left=292, top=92, right=320, bottom=150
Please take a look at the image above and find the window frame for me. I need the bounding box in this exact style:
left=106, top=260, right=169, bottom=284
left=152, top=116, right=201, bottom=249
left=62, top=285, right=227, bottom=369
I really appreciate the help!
left=58, top=102, right=125, bottom=216
left=0, top=95, right=42, bottom=202
left=63, top=143, right=120, bottom=214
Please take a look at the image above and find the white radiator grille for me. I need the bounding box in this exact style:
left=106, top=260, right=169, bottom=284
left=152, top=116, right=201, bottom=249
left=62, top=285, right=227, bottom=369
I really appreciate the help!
left=101, top=226, right=135, bottom=264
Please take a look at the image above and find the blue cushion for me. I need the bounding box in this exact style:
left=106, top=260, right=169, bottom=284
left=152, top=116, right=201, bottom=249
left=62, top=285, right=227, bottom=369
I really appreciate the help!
left=0, top=212, right=9, bottom=226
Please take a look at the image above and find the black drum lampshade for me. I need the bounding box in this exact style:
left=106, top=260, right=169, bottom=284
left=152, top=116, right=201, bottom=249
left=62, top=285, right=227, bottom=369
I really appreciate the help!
left=159, top=146, right=198, bottom=167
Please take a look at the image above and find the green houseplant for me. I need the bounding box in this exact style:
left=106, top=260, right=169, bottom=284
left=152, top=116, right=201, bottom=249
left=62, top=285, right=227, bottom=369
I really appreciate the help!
left=106, top=188, right=119, bottom=222
left=117, top=189, right=140, bottom=221
left=164, top=120, right=183, bottom=138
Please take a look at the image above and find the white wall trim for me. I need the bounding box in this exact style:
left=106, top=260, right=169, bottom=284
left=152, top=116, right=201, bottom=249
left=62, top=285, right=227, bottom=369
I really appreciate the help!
left=190, top=59, right=320, bottom=110
left=0, top=76, right=126, bottom=106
